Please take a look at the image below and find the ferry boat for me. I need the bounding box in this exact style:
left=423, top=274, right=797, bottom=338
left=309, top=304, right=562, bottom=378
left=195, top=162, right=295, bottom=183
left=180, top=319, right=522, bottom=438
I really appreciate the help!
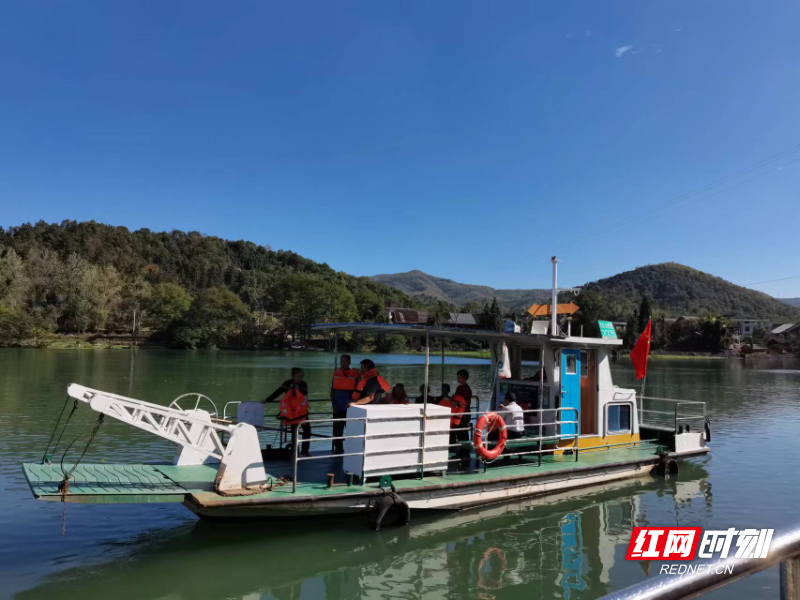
left=22, top=259, right=710, bottom=523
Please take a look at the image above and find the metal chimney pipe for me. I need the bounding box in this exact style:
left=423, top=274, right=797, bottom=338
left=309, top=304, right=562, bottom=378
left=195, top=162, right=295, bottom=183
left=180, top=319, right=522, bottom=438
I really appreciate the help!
left=551, top=256, right=559, bottom=336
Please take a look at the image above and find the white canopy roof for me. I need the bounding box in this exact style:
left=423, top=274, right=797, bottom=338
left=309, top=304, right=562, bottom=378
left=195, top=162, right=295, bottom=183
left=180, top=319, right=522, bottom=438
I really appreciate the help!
left=311, top=322, right=622, bottom=347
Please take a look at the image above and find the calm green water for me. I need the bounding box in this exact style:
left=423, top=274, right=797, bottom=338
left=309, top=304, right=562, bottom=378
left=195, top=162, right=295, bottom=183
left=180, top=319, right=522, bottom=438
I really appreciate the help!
left=1, top=349, right=799, bottom=600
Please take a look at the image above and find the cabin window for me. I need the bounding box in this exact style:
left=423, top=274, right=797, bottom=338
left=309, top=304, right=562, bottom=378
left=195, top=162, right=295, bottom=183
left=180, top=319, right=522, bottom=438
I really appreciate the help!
left=580, top=351, right=588, bottom=377
left=607, top=404, right=631, bottom=434
left=565, top=354, right=577, bottom=375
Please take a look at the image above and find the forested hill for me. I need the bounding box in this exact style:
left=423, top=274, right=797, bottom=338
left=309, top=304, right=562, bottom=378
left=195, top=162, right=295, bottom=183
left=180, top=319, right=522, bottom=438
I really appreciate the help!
left=583, top=263, right=800, bottom=321
left=0, top=220, right=416, bottom=348
left=373, top=264, right=800, bottom=322
left=371, top=270, right=549, bottom=311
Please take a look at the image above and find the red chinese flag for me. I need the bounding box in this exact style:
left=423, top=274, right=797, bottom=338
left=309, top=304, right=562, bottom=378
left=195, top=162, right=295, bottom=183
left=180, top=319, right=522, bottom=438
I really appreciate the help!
left=630, top=317, right=652, bottom=380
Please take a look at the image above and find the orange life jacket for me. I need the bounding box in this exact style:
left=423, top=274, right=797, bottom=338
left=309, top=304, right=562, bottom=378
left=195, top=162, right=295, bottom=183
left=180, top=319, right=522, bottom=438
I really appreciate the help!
left=351, top=368, right=391, bottom=401
left=439, top=394, right=468, bottom=427
left=280, top=388, right=308, bottom=425
left=332, top=368, right=359, bottom=391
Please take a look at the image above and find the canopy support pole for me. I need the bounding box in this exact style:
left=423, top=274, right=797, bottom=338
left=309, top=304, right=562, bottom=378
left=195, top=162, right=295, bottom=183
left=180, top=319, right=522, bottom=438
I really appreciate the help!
left=441, top=344, right=445, bottom=392
left=639, top=373, right=647, bottom=428
left=421, top=331, right=429, bottom=480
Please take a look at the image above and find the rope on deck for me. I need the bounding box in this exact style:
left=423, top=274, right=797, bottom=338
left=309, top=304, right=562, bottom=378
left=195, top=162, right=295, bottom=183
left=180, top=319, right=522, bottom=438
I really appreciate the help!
left=216, top=476, right=292, bottom=496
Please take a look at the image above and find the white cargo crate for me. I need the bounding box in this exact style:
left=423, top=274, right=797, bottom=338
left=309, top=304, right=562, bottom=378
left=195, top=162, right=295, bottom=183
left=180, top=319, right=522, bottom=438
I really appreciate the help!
left=343, top=404, right=450, bottom=480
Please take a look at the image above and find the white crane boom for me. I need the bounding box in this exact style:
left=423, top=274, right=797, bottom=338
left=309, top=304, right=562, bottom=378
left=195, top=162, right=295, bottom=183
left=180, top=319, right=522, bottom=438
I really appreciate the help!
left=67, top=383, right=268, bottom=493
left=68, top=383, right=230, bottom=459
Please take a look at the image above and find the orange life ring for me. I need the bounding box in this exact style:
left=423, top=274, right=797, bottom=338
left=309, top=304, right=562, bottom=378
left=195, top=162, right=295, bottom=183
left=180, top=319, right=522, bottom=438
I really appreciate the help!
left=473, top=412, right=507, bottom=461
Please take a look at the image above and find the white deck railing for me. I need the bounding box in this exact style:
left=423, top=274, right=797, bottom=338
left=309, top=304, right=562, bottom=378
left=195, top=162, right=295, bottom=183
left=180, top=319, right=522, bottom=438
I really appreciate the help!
left=640, top=396, right=707, bottom=434
left=288, top=407, right=580, bottom=492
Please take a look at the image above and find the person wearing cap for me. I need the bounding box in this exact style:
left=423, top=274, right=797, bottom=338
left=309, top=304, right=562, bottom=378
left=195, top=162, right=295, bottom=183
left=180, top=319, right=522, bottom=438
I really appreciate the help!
left=498, top=392, right=525, bottom=440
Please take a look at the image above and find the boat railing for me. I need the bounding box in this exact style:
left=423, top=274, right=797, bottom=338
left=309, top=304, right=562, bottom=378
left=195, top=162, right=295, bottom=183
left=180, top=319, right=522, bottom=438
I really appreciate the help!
left=222, top=398, right=349, bottom=421
left=640, top=395, right=706, bottom=434
left=598, top=523, right=800, bottom=600
left=288, top=406, right=579, bottom=492
left=222, top=395, right=483, bottom=422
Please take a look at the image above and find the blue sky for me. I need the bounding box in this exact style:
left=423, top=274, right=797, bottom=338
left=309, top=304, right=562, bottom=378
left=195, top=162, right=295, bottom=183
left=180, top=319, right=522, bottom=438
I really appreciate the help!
left=1, top=1, right=799, bottom=296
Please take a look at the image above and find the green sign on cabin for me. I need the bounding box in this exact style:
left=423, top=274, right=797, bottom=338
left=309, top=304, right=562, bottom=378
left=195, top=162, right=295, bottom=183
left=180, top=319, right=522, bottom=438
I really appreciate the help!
left=598, top=320, right=617, bottom=339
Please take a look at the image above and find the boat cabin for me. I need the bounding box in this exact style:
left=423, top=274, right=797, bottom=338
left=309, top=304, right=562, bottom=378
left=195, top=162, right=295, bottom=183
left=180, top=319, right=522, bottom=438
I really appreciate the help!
left=313, top=321, right=642, bottom=458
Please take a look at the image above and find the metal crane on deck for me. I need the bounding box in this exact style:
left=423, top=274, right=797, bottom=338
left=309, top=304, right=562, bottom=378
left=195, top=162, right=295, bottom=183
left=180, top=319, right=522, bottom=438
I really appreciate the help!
left=66, top=384, right=268, bottom=494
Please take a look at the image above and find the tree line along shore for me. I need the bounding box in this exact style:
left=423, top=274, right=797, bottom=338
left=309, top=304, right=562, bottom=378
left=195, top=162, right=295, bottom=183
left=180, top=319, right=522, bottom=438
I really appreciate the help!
left=0, top=221, right=795, bottom=357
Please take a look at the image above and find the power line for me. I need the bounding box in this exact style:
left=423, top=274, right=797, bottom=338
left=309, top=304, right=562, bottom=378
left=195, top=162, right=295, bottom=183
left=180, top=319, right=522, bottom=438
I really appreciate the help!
left=742, top=275, right=800, bottom=287
left=552, top=154, right=800, bottom=258
left=528, top=141, right=800, bottom=260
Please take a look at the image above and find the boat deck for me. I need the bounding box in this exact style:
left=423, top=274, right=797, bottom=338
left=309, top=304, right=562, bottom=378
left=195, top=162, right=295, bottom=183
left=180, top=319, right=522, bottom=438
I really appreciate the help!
left=22, top=463, right=217, bottom=503
left=22, top=442, right=680, bottom=506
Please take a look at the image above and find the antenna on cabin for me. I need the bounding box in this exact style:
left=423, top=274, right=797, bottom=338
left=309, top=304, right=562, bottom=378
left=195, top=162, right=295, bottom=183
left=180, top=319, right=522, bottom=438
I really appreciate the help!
left=551, top=256, right=559, bottom=336
left=549, top=256, right=581, bottom=337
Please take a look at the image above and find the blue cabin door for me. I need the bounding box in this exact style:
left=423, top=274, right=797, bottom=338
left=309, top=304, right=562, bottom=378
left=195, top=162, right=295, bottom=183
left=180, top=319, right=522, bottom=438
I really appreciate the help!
left=560, top=349, right=581, bottom=437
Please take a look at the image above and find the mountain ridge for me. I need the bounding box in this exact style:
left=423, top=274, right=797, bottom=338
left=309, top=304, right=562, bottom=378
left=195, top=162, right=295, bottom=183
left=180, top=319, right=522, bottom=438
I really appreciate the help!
left=372, top=264, right=800, bottom=321
left=780, top=298, right=800, bottom=308
left=370, top=270, right=550, bottom=311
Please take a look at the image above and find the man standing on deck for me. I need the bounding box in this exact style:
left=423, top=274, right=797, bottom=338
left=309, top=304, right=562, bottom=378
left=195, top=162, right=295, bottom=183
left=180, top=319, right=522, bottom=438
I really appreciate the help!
left=454, top=369, right=473, bottom=442
left=330, top=354, right=359, bottom=455
left=349, top=359, right=390, bottom=406
left=439, top=369, right=472, bottom=449
left=264, top=367, right=311, bottom=457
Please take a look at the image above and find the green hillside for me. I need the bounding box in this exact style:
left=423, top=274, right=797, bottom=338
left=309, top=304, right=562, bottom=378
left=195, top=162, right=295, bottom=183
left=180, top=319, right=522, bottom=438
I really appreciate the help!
left=371, top=270, right=549, bottom=311
left=0, top=220, right=417, bottom=348
left=3, top=222, right=796, bottom=351
left=584, top=263, right=800, bottom=321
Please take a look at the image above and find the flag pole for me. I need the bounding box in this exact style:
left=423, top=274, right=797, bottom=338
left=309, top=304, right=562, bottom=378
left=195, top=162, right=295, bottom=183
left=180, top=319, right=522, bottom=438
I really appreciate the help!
left=640, top=373, right=646, bottom=427
left=631, top=317, right=652, bottom=429
left=641, top=318, right=651, bottom=427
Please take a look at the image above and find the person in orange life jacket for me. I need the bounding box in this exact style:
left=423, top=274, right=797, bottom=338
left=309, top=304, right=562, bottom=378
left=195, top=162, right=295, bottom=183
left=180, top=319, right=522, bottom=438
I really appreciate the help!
left=330, top=354, right=358, bottom=455
left=384, top=383, right=408, bottom=404
left=349, top=359, right=390, bottom=406
left=264, top=367, right=311, bottom=457
left=454, top=369, right=473, bottom=441
left=439, top=371, right=471, bottom=446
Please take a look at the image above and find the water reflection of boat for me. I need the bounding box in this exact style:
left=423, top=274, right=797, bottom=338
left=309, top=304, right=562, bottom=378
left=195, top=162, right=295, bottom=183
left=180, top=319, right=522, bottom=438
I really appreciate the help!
left=17, top=462, right=712, bottom=600
left=22, top=259, right=710, bottom=521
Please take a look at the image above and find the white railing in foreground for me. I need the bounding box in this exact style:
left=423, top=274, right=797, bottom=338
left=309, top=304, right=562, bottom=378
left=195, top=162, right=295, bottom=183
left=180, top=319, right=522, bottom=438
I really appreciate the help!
left=599, top=524, right=800, bottom=600
left=289, top=407, right=580, bottom=492
left=640, top=396, right=706, bottom=434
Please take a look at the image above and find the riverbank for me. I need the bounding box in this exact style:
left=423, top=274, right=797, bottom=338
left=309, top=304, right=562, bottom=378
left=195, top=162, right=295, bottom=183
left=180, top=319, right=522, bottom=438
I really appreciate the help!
left=4, top=335, right=795, bottom=361
left=644, top=352, right=727, bottom=360
left=402, top=349, right=491, bottom=359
